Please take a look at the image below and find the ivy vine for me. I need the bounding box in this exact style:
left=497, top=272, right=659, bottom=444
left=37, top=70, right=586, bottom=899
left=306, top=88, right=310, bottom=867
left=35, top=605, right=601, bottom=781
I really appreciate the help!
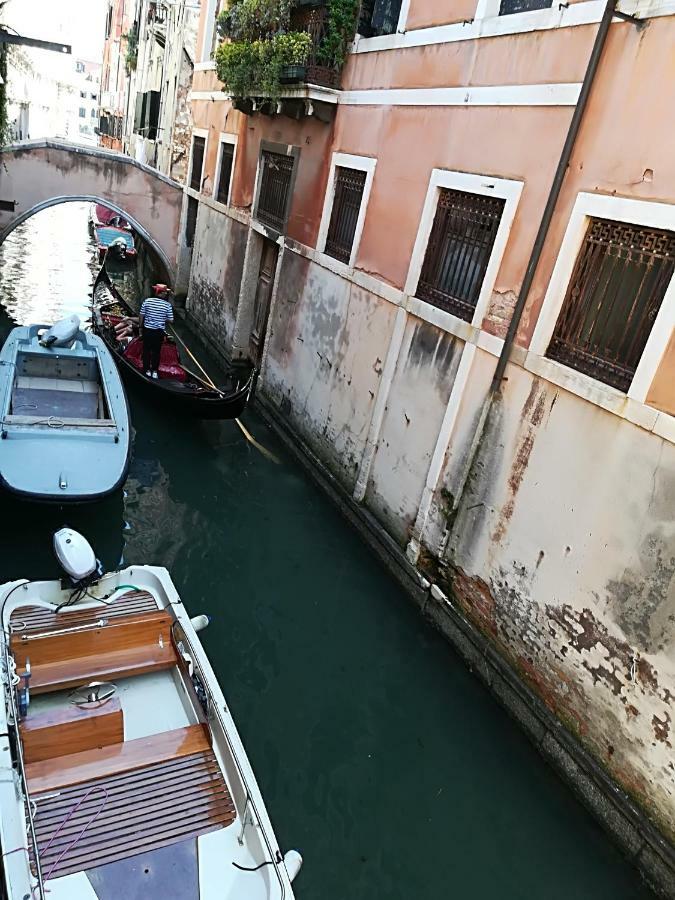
left=319, top=0, right=359, bottom=68
left=0, top=2, right=9, bottom=145
left=124, top=26, right=139, bottom=73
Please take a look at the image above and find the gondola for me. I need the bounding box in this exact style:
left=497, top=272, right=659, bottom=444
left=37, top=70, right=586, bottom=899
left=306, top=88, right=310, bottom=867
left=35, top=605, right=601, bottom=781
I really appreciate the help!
left=92, top=267, right=255, bottom=419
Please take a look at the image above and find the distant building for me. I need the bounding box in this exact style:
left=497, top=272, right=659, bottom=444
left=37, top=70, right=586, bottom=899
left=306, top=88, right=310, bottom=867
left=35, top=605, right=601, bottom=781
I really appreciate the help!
left=99, top=0, right=134, bottom=151
left=6, top=49, right=100, bottom=148
left=71, top=60, right=102, bottom=148
left=120, top=0, right=201, bottom=183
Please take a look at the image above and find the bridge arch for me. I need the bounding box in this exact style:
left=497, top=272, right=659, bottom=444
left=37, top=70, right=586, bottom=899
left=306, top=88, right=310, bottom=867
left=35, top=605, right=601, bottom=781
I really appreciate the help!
left=0, top=141, right=184, bottom=278
left=1, top=195, right=173, bottom=277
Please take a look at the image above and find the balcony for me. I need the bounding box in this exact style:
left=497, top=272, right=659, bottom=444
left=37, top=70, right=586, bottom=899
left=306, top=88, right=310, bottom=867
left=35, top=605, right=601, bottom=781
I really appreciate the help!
left=214, top=0, right=352, bottom=122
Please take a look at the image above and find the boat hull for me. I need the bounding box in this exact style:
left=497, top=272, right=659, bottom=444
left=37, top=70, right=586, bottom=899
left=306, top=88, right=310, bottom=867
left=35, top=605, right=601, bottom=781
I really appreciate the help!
left=92, top=268, right=255, bottom=420
left=0, top=565, right=298, bottom=900
left=0, top=324, right=131, bottom=503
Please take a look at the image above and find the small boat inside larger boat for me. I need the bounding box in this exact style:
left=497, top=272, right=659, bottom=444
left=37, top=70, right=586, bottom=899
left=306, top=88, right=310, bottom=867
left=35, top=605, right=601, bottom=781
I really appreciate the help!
left=0, top=318, right=130, bottom=501
left=0, top=530, right=302, bottom=900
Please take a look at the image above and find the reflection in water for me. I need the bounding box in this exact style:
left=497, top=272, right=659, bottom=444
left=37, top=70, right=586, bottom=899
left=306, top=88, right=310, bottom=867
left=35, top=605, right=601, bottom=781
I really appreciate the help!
left=0, top=203, right=656, bottom=900
left=0, top=202, right=100, bottom=327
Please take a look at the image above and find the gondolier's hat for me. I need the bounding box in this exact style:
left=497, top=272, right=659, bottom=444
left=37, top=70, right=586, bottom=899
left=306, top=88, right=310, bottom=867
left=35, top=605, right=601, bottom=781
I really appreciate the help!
left=153, top=283, right=170, bottom=296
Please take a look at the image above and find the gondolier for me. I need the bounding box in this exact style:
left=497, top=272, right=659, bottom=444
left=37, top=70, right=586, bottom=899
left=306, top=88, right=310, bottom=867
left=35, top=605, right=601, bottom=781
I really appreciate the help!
left=140, top=284, right=174, bottom=379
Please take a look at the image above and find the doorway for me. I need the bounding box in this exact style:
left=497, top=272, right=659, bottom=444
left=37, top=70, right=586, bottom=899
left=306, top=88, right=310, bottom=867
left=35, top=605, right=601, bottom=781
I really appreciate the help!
left=249, top=238, right=278, bottom=367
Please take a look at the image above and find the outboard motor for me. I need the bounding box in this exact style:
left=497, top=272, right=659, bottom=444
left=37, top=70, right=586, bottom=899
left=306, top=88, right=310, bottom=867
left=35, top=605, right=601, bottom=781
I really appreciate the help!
left=53, top=527, right=102, bottom=589
left=40, top=314, right=81, bottom=349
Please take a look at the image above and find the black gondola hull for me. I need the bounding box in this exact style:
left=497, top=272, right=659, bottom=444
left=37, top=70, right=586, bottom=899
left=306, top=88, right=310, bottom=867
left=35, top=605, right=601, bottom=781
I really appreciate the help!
left=92, top=268, right=254, bottom=420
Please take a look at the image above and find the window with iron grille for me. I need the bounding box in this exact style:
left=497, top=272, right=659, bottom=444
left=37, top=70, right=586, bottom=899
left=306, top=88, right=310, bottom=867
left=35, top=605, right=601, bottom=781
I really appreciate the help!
left=216, top=142, right=235, bottom=205
left=499, top=0, right=552, bottom=13
left=324, top=167, right=367, bottom=264
left=256, top=151, right=295, bottom=232
left=416, top=189, right=505, bottom=321
left=547, top=219, right=675, bottom=392
left=190, top=136, right=206, bottom=191
left=358, top=0, right=403, bottom=37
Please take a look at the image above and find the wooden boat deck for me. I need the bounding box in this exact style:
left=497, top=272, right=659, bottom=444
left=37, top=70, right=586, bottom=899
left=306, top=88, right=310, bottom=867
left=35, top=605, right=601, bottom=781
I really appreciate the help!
left=10, top=590, right=159, bottom=634
left=31, top=743, right=236, bottom=880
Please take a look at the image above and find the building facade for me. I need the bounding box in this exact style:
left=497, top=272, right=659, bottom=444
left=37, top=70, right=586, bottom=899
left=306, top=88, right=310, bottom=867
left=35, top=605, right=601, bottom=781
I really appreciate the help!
left=121, top=0, right=201, bottom=182
left=99, top=0, right=134, bottom=151
left=6, top=50, right=100, bottom=147
left=185, top=0, right=675, bottom=878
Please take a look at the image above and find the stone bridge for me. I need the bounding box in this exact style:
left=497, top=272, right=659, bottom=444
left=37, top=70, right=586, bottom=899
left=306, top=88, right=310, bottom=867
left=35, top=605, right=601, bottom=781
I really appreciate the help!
left=0, top=140, right=184, bottom=276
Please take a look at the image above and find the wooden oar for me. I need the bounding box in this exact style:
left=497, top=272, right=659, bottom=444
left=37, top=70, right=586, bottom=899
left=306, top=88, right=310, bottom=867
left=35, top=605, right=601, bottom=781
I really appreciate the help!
left=167, top=325, right=280, bottom=464
left=167, top=325, right=220, bottom=392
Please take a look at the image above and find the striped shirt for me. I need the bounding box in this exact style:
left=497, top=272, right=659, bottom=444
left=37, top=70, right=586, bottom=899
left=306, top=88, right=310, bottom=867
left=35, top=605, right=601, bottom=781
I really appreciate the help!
left=140, top=298, right=174, bottom=331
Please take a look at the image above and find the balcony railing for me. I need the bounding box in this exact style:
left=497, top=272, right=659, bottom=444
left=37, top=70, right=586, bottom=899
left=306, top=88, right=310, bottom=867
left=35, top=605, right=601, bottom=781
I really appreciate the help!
left=283, top=3, right=340, bottom=90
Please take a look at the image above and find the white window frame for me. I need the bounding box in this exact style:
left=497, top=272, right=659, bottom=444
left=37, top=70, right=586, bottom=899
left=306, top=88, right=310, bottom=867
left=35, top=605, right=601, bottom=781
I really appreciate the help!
left=317, top=153, right=377, bottom=269
left=212, top=132, right=238, bottom=207
left=404, top=168, right=524, bottom=329
left=188, top=128, right=209, bottom=193
left=531, top=191, right=675, bottom=404
left=475, top=0, right=555, bottom=18
left=199, top=0, right=219, bottom=62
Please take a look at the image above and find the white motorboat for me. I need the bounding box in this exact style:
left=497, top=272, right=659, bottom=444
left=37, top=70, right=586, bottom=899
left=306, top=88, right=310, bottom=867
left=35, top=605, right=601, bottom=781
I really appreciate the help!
left=0, top=531, right=302, bottom=899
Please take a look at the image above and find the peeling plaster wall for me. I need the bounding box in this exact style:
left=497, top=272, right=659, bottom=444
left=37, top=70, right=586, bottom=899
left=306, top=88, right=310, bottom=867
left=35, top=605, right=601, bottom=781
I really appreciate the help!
left=186, top=204, right=247, bottom=354
left=366, top=319, right=463, bottom=544
left=428, top=353, right=675, bottom=836
left=261, top=251, right=398, bottom=490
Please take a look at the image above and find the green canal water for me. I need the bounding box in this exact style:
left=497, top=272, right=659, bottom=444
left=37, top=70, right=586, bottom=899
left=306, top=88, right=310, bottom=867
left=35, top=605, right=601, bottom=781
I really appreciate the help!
left=0, top=204, right=655, bottom=899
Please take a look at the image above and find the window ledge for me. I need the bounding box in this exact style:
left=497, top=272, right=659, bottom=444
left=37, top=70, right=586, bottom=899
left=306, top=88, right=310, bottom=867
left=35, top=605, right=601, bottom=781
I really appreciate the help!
left=523, top=351, right=675, bottom=440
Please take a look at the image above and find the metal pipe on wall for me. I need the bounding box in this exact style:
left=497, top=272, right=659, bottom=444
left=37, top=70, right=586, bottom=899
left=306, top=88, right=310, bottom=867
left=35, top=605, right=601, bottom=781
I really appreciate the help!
left=440, top=0, right=620, bottom=546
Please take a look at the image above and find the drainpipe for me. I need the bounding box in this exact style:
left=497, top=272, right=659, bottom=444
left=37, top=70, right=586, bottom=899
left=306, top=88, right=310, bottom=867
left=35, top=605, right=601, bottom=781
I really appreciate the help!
left=440, top=0, right=619, bottom=549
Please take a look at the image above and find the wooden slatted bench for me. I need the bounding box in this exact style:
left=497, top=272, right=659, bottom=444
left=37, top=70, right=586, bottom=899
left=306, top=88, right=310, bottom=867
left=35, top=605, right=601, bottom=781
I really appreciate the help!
left=26, top=724, right=211, bottom=794
left=11, top=606, right=177, bottom=695
left=31, top=741, right=236, bottom=880
left=10, top=591, right=160, bottom=635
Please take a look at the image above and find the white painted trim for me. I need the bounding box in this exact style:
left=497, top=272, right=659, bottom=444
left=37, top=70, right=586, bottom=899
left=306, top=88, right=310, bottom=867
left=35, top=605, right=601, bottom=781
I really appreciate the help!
left=341, top=83, right=581, bottom=107
left=189, top=91, right=226, bottom=102
left=212, top=131, right=238, bottom=207
left=194, top=61, right=217, bottom=72
left=317, top=152, right=377, bottom=268
left=396, top=0, right=412, bottom=32
left=411, top=341, right=477, bottom=543
left=190, top=85, right=339, bottom=105
left=530, top=191, right=675, bottom=403
left=354, top=306, right=408, bottom=502
left=190, top=83, right=581, bottom=108
left=352, top=0, right=675, bottom=55
left=405, top=168, right=524, bottom=329
left=199, top=0, right=219, bottom=62
left=189, top=128, right=209, bottom=194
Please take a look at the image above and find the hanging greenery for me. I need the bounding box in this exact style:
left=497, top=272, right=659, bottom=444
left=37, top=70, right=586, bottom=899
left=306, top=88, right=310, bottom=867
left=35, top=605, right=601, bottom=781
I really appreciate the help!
left=218, top=0, right=293, bottom=42
left=215, top=30, right=311, bottom=100
left=0, top=45, right=8, bottom=146
left=214, top=0, right=357, bottom=101
left=0, top=2, right=9, bottom=145
left=318, top=0, right=359, bottom=68
left=124, top=26, right=139, bottom=73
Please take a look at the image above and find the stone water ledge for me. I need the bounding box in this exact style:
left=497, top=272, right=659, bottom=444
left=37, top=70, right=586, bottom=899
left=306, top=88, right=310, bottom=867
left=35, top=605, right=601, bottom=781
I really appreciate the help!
left=255, top=392, right=675, bottom=900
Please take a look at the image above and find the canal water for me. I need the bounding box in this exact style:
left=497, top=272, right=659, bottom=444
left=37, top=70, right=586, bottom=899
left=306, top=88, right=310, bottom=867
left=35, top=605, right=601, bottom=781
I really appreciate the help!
left=0, top=203, right=655, bottom=899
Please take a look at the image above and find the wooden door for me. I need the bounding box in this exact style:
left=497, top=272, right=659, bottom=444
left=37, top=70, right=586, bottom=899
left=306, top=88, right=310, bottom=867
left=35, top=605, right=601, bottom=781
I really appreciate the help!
left=249, top=239, right=278, bottom=366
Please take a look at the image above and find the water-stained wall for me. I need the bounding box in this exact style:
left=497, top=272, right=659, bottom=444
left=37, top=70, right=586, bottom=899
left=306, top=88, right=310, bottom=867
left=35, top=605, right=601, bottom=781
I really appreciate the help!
left=186, top=204, right=247, bottom=354
left=421, top=351, right=675, bottom=838
left=262, top=251, right=399, bottom=490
